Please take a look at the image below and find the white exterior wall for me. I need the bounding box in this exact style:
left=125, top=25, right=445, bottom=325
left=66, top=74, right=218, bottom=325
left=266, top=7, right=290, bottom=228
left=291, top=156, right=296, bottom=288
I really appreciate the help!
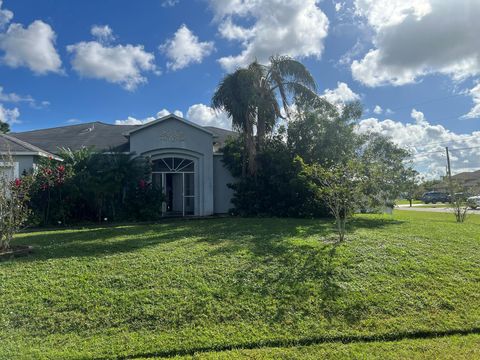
left=213, top=154, right=235, bottom=214
left=128, top=117, right=215, bottom=216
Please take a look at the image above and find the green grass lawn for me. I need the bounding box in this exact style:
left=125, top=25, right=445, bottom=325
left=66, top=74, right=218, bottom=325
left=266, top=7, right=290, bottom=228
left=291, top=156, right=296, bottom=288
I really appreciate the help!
left=1, top=211, right=480, bottom=359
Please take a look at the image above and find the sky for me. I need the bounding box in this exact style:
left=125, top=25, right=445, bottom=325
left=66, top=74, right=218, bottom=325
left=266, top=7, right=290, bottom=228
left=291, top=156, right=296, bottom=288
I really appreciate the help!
left=0, top=0, right=479, bottom=178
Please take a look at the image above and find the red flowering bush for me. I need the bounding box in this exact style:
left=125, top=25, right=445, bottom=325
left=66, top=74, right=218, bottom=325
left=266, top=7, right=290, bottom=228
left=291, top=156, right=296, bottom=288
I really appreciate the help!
left=28, top=149, right=164, bottom=225
left=0, top=160, right=33, bottom=251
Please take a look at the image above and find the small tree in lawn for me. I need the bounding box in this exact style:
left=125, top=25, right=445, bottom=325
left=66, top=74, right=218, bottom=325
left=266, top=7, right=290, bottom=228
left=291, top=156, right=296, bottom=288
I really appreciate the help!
left=401, top=168, right=419, bottom=208
left=302, top=158, right=365, bottom=242
left=450, top=181, right=468, bottom=223
left=0, top=153, right=33, bottom=251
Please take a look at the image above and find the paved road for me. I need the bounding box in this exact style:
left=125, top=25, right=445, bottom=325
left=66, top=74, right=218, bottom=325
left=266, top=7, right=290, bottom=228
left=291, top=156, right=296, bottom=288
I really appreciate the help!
left=396, top=204, right=480, bottom=214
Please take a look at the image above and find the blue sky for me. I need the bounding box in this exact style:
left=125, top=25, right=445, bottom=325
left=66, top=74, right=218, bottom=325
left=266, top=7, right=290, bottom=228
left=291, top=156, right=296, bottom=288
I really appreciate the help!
left=1, top=0, right=479, bottom=177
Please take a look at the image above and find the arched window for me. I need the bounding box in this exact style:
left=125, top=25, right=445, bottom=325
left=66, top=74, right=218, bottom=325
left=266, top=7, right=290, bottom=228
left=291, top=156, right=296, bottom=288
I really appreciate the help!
left=152, top=157, right=194, bottom=172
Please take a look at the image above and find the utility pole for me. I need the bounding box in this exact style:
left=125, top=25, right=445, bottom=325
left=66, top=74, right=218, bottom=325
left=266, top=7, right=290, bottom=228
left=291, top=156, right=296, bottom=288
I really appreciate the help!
left=446, top=146, right=453, bottom=197
left=446, top=146, right=452, bottom=180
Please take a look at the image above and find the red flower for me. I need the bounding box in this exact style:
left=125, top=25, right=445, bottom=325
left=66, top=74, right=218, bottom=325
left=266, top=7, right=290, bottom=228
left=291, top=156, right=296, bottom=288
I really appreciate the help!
left=14, top=178, right=22, bottom=187
left=138, top=179, right=147, bottom=189
left=57, top=165, right=65, bottom=173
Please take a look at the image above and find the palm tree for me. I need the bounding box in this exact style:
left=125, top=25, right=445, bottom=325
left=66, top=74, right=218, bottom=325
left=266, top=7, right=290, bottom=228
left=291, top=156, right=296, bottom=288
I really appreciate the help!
left=250, top=56, right=317, bottom=150
left=212, top=68, right=258, bottom=177
left=212, top=55, right=317, bottom=176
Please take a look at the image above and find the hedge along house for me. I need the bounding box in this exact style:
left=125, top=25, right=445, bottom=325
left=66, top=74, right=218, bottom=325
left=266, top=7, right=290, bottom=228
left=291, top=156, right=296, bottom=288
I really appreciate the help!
left=5, top=114, right=237, bottom=217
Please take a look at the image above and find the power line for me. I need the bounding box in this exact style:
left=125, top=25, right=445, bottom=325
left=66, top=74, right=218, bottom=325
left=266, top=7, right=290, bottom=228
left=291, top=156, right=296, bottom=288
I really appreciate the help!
left=410, top=135, right=480, bottom=149
left=447, top=145, right=480, bottom=152
left=405, top=145, right=480, bottom=159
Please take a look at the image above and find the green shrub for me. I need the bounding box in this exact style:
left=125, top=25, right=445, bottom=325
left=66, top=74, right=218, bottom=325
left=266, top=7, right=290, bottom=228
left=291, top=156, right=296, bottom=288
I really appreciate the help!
left=29, top=150, right=164, bottom=225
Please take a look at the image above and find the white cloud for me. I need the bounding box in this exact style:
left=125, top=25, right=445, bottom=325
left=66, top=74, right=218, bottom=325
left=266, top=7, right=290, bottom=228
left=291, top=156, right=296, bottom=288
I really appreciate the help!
left=160, top=24, right=214, bottom=71
left=354, top=0, right=432, bottom=29
left=373, top=105, right=382, bottom=114
left=186, top=104, right=231, bottom=129
left=0, top=104, right=20, bottom=124
left=0, top=85, right=48, bottom=108
left=218, top=18, right=254, bottom=41
left=0, top=0, right=13, bottom=29
left=410, top=108, right=427, bottom=125
left=351, top=0, right=480, bottom=86
left=115, top=109, right=183, bottom=125
left=210, top=0, right=329, bottom=71
left=322, top=82, right=360, bottom=105
left=67, top=30, right=157, bottom=91
left=162, top=0, right=179, bottom=7
left=0, top=86, right=33, bottom=103
left=356, top=109, right=480, bottom=179
left=0, top=20, right=62, bottom=74
left=462, top=83, right=480, bottom=119
left=335, top=3, right=343, bottom=12
left=91, top=25, right=115, bottom=44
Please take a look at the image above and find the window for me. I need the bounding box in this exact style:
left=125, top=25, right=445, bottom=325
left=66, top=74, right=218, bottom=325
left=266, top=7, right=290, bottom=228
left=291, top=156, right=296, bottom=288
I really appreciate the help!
left=152, top=157, right=194, bottom=172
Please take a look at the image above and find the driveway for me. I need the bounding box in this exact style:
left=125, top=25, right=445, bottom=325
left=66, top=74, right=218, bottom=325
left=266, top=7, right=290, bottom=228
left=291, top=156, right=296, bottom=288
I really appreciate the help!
left=396, top=204, right=480, bottom=214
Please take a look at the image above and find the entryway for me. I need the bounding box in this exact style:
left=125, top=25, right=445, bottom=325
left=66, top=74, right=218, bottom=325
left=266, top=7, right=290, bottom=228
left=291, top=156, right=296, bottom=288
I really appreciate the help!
left=152, top=157, right=195, bottom=216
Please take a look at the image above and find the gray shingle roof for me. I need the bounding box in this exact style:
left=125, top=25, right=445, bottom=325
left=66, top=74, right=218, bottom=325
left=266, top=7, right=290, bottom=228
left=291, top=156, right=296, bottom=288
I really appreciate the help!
left=10, top=120, right=237, bottom=155
left=204, top=126, right=238, bottom=149
left=0, top=133, right=59, bottom=159
left=11, top=122, right=138, bottom=154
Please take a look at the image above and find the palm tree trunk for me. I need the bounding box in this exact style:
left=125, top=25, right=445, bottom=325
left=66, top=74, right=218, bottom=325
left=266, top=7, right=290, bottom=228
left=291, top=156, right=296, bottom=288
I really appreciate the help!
left=257, top=112, right=265, bottom=152
left=242, top=132, right=247, bottom=178
left=246, top=117, right=256, bottom=176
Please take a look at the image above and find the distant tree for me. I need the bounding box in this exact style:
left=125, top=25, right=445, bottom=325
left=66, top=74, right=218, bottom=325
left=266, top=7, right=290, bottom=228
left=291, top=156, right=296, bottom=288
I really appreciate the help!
left=358, top=133, right=411, bottom=211
left=415, top=179, right=444, bottom=199
left=0, top=121, right=10, bottom=134
left=402, top=168, right=420, bottom=207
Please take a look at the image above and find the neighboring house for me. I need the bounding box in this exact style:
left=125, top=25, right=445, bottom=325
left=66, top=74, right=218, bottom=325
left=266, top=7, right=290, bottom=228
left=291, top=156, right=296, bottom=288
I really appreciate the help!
left=0, top=133, right=61, bottom=182
left=451, top=170, right=480, bottom=190
left=433, top=170, right=480, bottom=193
left=5, top=114, right=237, bottom=217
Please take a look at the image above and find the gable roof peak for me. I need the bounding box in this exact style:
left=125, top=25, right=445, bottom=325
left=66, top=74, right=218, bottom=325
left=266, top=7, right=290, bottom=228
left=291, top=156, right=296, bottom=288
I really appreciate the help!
left=125, top=113, right=214, bottom=136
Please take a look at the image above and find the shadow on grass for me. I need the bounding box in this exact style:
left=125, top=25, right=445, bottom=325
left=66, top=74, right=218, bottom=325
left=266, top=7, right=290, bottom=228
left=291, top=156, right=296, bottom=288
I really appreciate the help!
left=7, top=216, right=403, bottom=336
left=107, top=327, right=480, bottom=360
left=9, top=216, right=401, bottom=264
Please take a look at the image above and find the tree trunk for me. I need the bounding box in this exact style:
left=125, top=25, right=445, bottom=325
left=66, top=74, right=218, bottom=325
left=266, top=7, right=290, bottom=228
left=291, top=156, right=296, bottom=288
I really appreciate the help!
left=257, top=113, right=265, bottom=153
left=245, top=117, right=257, bottom=177
left=242, top=132, right=247, bottom=178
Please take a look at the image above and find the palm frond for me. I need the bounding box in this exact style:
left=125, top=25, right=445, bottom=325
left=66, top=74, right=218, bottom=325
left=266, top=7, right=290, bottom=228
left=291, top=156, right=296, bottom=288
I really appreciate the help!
left=269, top=55, right=317, bottom=92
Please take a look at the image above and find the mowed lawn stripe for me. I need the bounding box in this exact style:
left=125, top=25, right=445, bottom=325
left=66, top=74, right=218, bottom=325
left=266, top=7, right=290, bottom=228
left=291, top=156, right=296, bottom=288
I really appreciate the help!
left=1, top=212, right=479, bottom=359
left=163, top=333, right=480, bottom=360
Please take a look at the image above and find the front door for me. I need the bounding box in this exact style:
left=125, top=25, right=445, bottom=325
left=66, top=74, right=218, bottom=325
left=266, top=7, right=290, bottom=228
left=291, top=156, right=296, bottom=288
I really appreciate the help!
left=151, top=157, right=196, bottom=216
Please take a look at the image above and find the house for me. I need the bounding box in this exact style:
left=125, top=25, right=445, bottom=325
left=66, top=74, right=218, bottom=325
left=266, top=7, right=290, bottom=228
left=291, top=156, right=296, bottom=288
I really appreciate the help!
left=0, top=114, right=237, bottom=216
left=451, top=170, right=480, bottom=190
